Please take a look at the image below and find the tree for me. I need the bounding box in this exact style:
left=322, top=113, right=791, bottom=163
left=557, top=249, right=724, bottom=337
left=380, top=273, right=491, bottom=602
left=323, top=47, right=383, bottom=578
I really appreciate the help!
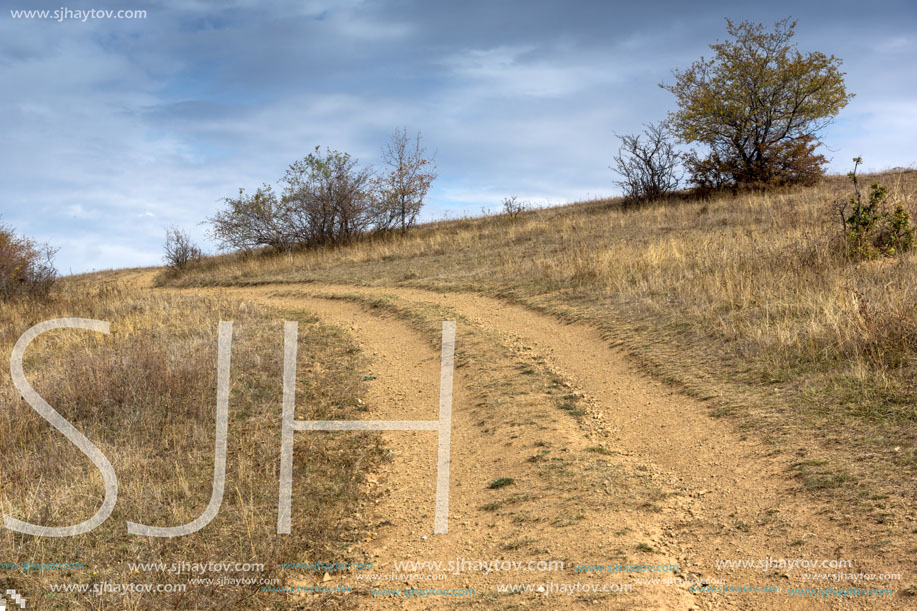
left=208, top=184, right=293, bottom=252
left=209, top=147, right=377, bottom=252
left=661, top=18, right=853, bottom=190
left=611, top=122, right=682, bottom=203
left=281, top=146, right=375, bottom=244
left=376, top=129, right=437, bottom=233
left=207, top=134, right=435, bottom=253
left=163, top=226, right=203, bottom=270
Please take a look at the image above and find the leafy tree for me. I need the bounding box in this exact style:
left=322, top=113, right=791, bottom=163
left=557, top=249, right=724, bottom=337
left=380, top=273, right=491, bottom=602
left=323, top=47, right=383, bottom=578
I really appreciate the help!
left=375, top=129, right=437, bottom=233
left=209, top=184, right=292, bottom=252
left=281, top=146, right=375, bottom=244
left=661, top=18, right=853, bottom=190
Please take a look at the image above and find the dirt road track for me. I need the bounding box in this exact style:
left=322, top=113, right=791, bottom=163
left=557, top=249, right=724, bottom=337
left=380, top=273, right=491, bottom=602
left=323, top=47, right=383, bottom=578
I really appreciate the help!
left=131, top=271, right=903, bottom=609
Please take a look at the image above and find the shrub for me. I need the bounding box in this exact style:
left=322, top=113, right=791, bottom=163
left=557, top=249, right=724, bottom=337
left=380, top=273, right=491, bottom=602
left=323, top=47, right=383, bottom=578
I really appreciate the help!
left=502, top=195, right=529, bottom=219
left=163, top=226, right=203, bottom=270
left=209, top=147, right=379, bottom=252
left=208, top=133, right=437, bottom=254
left=0, top=220, right=57, bottom=301
left=488, top=477, right=515, bottom=489
left=836, top=157, right=915, bottom=260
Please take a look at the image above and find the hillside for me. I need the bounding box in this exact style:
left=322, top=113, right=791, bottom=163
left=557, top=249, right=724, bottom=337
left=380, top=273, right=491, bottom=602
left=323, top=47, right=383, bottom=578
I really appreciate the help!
left=164, top=172, right=917, bottom=508
left=4, top=173, right=916, bottom=609
left=158, top=172, right=917, bottom=606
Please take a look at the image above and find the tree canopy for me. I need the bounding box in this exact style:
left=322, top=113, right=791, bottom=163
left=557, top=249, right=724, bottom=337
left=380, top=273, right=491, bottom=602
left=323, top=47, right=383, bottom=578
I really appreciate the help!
left=661, top=18, right=853, bottom=189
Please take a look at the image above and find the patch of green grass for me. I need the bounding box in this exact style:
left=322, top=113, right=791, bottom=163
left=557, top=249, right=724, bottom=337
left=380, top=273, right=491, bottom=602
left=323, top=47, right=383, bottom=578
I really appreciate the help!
left=528, top=450, right=550, bottom=462
left=635, top=543, right=654, bottom=553
left=481, top=493, right=533, bottom=512
left=488, top=477, right=516, bottom=489
left=501, top=538, right=535, bottom=551
left=803, top=472, right=853, bottom=491
left=552, top=512, right=585, bottom=527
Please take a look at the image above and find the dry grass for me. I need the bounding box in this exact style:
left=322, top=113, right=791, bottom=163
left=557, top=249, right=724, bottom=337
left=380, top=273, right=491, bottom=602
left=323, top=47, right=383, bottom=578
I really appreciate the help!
left=8, top=170, right=913, bottom=605
left=162, top=170, right=917, bottom=501
left=0, top=278, right=382, bottom=609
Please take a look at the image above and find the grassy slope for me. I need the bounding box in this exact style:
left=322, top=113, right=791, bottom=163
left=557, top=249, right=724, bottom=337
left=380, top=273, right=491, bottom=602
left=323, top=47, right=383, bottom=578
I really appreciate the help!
left=1, top=276, right=382, bottom=609
left=163, top=171, right=917, bottom=512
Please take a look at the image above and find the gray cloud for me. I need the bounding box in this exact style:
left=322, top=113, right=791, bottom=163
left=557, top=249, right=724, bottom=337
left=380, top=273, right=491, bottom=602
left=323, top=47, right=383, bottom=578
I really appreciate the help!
left=0, top=0, right=914, bottom=272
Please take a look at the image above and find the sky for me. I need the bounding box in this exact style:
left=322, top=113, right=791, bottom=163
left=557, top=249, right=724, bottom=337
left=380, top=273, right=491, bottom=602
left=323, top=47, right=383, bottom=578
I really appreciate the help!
left=0, top=0, right=915, bottom=273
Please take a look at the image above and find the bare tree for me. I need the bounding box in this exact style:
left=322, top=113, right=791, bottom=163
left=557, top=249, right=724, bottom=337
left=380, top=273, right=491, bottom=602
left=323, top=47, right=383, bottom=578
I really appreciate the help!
left=163, top=226, right=203, bottom=270
left=611, top=122, right=682, bottom=203
left=376, top=129, right=437, bottom=233
left=502, top=195, right=529, bottom=220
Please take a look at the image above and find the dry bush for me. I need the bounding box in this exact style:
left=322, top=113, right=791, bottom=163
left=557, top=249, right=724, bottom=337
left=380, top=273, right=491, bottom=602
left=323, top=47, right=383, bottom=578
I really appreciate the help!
left=281, top=147, right=376, bottom=244
left=208, top=136, right=437, bottom=254
left=0, top=220, right=57, bottom=301
left=208, top=184, right=295, bottom=252
left=163, top=226, right=203, bottom=271
left=502, top=195, right=529, bottom=219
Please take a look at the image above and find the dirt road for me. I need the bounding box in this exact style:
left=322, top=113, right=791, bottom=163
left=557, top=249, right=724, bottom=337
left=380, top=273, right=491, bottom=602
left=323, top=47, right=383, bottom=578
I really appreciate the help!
left=132, top=271, right=905, bottom=609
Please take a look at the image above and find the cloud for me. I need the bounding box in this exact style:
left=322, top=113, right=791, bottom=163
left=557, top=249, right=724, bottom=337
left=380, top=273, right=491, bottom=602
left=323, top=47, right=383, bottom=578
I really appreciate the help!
left=441, top=45, right=617, bottom=98
left=0, top=0, right=915, bottom=272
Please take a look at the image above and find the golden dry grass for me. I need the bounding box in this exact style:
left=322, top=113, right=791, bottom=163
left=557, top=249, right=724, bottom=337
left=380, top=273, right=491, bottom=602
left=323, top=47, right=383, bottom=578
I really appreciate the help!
left=6, top=170, right=916, bottom=607
left=163, top=170, right=917, bottom=502
left=1, top=278, right=382, bottom=609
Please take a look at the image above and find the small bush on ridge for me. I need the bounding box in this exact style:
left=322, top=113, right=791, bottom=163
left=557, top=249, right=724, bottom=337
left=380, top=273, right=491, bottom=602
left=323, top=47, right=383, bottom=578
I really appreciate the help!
left=836, top=157, right=915, bottom=260
left=0, top=220, right=57, bottom=301
left=163, top=226, right=203, bottom=271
